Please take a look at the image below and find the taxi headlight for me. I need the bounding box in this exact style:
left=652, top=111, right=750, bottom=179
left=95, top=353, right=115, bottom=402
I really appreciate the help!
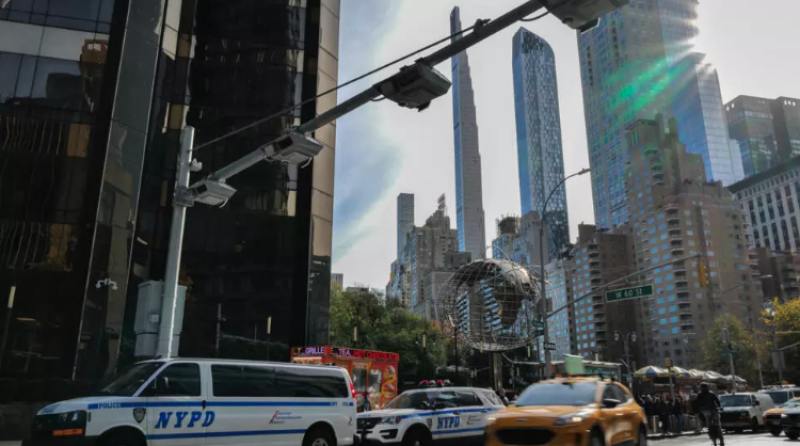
left=554, top=412, right=591, bottom=426
left=380, top=416, right=403, bottom=425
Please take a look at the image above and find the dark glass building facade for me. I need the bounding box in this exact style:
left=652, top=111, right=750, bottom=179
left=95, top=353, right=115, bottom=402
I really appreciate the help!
left=0, top=0, right=338, bottom=436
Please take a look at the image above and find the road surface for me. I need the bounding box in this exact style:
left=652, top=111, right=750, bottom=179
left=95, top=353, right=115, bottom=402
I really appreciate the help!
left=655, top=431, right=797, bottom=445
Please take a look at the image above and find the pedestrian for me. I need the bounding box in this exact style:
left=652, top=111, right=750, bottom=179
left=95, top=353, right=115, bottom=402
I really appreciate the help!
left=496, top=387, right=510, bottom=406
left=658, top=395, right=670, bottom=435
left=673, top=396, right=685, bottom=433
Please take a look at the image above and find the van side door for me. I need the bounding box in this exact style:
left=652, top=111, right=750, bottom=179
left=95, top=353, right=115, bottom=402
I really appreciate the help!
left=144, top=362, right=206, bottom=446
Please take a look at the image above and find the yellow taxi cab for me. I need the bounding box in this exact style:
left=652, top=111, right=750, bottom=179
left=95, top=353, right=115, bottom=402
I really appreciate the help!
left=484, top=377, right=646, bottom=446
left=764, top=397, right=800, bottom=436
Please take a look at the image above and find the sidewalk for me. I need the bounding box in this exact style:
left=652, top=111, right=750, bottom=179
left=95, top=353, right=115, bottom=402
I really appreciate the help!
left=648, top=430, right=707, bottom=441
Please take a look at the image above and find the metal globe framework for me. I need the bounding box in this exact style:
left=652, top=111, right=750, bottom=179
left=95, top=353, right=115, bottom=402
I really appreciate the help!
left=436, top=258, right=541, bottom=352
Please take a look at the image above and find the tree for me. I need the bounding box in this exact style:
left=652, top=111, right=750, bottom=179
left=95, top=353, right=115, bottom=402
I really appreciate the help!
left=701, top=315, right=763, bottom=386
left=762, top=297, right=800, bottom=384
left=329, top=287, right=447, bottom=386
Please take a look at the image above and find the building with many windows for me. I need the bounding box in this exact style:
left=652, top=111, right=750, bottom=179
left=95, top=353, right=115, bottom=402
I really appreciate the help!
left=450, top=6, right=486, bottom=261
left=672, top=53, right=744, bottom=185
left=387, top=196, right=461, bottom=317
left=579, top=0, right=740, bottom=228
left=729, top=156, right=800, bottom=253
left=397, top=193, right=415, bottom=259
left=0, top=0, right=340, bottom=434
left=754, top=247, right=800, bottom=302
left=491, top=211, right=546, bottom=267
left=512, top=28, right=570, bottom=261
left=625, top=117, right=761, bottom=367
left=725, top=96, right=800, bottom=176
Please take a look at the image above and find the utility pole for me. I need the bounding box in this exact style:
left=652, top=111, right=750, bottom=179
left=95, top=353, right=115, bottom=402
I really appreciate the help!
left=157, top=126, right=196, bottom=358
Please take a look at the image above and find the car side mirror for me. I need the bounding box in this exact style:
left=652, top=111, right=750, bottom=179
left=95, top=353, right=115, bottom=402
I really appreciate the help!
left=419, top=401, right=431, bottom=410
left=754, top=400, right=760, bottom=406
left=603, top=398, right=621, bottom=409
left=433, top=400, right=446, bottom=410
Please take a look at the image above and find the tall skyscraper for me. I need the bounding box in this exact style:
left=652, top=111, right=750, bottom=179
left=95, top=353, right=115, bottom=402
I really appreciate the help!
left=450, top=6, right=486, bottom=260
left=579, top=0, right=740, bottom=228
left=512, top=28, right=570, bottom=261
left=397, top=193, right=415, bottom=258
left=725, top=96, right=800, bottom=176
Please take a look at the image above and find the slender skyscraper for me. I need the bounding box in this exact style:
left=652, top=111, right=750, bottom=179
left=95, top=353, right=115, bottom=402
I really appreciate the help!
left=397, top=193, right=415, bottom=258
left=512, top=28, right=569, bottom=261
left=450, top=6, right=486, bottom=260
left=579, top=0, right=742, bottom=228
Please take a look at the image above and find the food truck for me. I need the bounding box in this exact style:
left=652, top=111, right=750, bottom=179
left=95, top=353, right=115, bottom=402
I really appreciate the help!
left=291, top=346, right=399, bottom=412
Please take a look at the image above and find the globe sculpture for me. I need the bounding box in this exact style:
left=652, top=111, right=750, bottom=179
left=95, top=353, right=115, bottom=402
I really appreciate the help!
left=436, top=258, right=541, bottom=352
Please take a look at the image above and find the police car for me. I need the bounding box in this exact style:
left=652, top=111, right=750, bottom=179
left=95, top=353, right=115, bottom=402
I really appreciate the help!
left=23, top=358, right=357, bottom=446
left=356, top=387, right=504, bottom=445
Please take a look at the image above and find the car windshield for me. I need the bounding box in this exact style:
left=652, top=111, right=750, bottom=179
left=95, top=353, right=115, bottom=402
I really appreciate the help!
left=99, top=362, right=163, bottom=396
left=766, top=392, right=789, bottom=404
left=383, top=391, right=434, bottom=410
left=516, top=382, right=598, bottom=407
left=720, top=395, right=752, bottom=407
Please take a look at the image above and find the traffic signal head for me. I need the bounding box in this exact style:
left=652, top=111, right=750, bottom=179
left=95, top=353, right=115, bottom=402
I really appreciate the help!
left=698, top=262, right=708, bottom=287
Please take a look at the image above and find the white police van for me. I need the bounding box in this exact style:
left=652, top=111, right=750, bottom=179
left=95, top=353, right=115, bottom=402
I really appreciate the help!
left=356, top=387, right=504, bottom=445
left=23, top=358, right=357, bottom=446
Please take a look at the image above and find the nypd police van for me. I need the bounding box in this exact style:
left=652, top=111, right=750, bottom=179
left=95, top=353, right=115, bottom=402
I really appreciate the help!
left=24, top=358, right=357, bottom=446
left=356, top=387, right=504, bottom=445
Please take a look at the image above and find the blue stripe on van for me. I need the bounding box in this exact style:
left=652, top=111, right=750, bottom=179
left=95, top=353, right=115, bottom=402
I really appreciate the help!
left=88, top=401, right=341, bottom=410
left=87, top=402, right=204, bottom=410
left=147, top=429, right=306, bottom=440
left=206, top=401, right=337, bottom=407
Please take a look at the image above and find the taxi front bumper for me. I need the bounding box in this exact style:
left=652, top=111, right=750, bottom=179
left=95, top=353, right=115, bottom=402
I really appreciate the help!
left=485, top=424, right=589, bottom=446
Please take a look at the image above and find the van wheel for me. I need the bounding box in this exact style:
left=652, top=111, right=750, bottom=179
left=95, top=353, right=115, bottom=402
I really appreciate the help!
left=302, top=425, right=336, bottom=446
left=751, top=418, right=760, bottom=432
left=402, top=427, right=432, bottom=446
left=787, top=432, right=799, bottom=441
left=770, top=427, right=783, bottom=436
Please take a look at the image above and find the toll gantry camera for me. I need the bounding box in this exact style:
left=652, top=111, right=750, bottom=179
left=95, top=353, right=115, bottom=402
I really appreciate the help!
left=545, top=0, right=631, bottom=33
left=376, top=64, right=452, bottom=112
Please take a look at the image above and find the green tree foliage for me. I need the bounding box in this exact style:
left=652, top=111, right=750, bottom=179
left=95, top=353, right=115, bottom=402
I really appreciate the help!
left=701, top=315, right=762, bottom=386
left=329, top=288, right=447, bottom=386
left=762, top=297, right=800, bottom=384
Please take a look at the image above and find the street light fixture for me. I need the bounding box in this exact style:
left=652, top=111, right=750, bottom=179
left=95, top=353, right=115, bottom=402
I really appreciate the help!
left=613, top=331, right=637, bottom=381
left=716, top=274, right=772, bottom=392
left=540, top=167, right=591, bottom=376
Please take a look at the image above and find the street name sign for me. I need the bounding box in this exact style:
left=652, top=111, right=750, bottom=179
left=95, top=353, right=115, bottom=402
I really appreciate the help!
left=606, top=285, right=653, bottom=303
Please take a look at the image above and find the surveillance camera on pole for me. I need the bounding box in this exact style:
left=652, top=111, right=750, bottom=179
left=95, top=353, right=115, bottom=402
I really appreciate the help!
left=544, top=0, right=629, bottom=32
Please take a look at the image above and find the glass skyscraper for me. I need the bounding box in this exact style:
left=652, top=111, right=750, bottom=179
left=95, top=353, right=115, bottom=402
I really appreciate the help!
left=512, top=28, right=569, bottom=261
left=450, top=6, right=486, bottom=261
left=0, top=1, right=339, bottom=435
left=579, top=0, right=741, bottom=228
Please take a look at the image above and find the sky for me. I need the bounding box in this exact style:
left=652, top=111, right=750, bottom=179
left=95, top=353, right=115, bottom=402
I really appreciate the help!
left=331, top=0, right=800, bottom=289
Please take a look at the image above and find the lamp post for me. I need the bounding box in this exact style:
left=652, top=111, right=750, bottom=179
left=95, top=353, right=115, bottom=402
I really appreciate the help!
left=717, top=274, right=771, bottom=392
left=540, top=168, right=590, bottom=376
left=0, top=286, right=16, bottom=371
left=764, top=302, right=784, bottom=383
left=266, top=315, right=272, bottom=361
left=614, top=331, right=637, bottom=380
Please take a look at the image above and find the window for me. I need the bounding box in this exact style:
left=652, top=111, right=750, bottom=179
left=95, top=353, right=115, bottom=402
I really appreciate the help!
left=212, top=365, right=348, bottom=398
left=455, top=391, right=481, bottom=407
left=149, top=363, right=201, bottom=397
